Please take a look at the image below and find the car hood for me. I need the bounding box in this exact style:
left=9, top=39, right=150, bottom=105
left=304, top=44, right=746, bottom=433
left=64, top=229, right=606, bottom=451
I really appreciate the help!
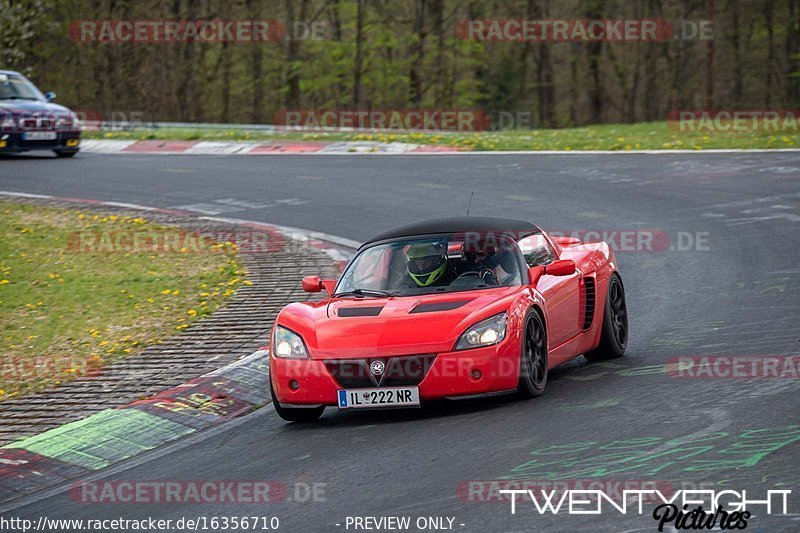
left=0, top=100, right=72, bottom=115
left=277, top=287, right=520, bottom=359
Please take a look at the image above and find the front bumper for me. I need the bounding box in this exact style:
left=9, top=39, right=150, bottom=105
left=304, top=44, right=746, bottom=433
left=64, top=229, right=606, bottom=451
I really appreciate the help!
left=0, top=131, right=81, bottom=153
left=270, top=338, right=521, bottom=407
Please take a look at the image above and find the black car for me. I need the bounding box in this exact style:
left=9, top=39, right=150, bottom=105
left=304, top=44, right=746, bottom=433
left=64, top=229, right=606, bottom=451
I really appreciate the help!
left=0, top=70, right=81, bottom=157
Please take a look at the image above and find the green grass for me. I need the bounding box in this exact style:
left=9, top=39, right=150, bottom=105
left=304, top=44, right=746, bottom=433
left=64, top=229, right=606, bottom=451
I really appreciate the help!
left=0, top=202, right=246, bottom=401
left=83, top=121, right=800, bottom=151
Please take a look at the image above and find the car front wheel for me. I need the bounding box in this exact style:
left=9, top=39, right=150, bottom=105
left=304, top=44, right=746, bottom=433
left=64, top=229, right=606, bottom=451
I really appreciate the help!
left=517, top=309, right=548, bottom=398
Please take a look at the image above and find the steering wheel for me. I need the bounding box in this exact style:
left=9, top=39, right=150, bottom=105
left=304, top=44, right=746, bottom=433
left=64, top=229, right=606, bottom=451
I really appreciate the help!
left=454, top=268, right=497, bottom=285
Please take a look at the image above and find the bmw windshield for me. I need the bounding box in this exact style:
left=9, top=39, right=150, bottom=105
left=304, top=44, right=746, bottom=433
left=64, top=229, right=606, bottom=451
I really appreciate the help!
left=335, top=234, right=524, bottom=297
left=0, top=74, right=46, bottom=101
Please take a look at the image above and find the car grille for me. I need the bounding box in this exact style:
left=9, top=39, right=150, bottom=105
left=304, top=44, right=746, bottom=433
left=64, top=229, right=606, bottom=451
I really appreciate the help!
left=324, top=354, right=437, bottom=388
left=19, top=116, right=55, bottom=130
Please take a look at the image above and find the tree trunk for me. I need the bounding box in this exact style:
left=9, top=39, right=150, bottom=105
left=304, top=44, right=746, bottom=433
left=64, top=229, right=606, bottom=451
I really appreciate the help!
left=353, top=0, right=364, bottom=108
left=284, top=0, right=308, bottom=109
left=705, top=0, right=715, bottom=108
left=585, top=0, right=605, bottom=124
left=729, top=0, right=742, bottom=106
left=787, top=0, right=800, bottom=106
left=409, top=0, right=428, bottom=106
left=247, top=0, right=264, bottom=123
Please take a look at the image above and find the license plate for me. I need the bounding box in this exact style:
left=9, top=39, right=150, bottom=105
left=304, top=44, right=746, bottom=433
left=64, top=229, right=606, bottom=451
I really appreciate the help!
left=23, top=131, right=56, bottom=141
left=338, top=387, right=419, bottom=409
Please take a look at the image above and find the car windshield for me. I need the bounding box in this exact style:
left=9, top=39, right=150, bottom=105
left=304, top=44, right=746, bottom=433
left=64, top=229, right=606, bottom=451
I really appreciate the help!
left=336, top=233, right=524, bottom=296
left=0, top=74, right=45, bottom=101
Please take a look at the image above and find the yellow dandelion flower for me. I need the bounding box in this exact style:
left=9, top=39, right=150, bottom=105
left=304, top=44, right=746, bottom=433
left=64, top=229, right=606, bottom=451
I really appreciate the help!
left=187, top=309, right=197, bottom=316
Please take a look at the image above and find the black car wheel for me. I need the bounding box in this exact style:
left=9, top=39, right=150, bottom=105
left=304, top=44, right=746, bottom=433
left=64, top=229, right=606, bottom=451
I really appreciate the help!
left=584, top=273, right=628, bottom=361
left=270, top=381, right=325, bottom=422
left=518, top=309, right=548, bottom=398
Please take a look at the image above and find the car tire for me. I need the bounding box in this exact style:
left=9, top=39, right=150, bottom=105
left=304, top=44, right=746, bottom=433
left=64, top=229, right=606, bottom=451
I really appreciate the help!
left=517, top=309, right=548, bottom=398
left=270, top=381, right=325, bottom=422
left=54, top=150, right=78, bottom=158
left=584, top=273, right=628, bottom=362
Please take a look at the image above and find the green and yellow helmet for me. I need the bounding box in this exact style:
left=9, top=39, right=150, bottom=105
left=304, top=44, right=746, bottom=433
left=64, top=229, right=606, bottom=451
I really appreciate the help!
left=405, top=242, right=447, bottom=286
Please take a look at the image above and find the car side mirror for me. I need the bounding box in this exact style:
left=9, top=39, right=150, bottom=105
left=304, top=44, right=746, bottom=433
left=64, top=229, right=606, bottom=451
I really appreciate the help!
left=302, top=275, right=336, bottom=296
left=302, top=276, right=322, bottom=292
left=544, top=259, right=576, bottom=276
left=44, top=92, right=56, bottom=102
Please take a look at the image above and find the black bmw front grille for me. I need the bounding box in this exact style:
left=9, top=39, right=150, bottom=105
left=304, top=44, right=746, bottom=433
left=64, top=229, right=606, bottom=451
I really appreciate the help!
left=324, top=354, right=437, bottom=388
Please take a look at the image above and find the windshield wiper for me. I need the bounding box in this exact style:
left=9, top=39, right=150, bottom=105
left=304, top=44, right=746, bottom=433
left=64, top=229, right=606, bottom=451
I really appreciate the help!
left=0, top=96, right=39, bottom=101
left=334, top=288, right=396, bottom=298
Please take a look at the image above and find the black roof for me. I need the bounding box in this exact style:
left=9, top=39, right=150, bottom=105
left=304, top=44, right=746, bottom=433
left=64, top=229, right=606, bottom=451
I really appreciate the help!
left=362, top=217, right=541, bottom=248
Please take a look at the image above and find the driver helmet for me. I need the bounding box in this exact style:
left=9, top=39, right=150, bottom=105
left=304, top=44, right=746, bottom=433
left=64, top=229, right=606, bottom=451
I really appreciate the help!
left=405, top=242, right=447, bottom=286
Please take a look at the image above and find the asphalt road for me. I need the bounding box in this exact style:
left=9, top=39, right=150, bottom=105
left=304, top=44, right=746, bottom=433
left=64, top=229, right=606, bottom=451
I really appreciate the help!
left=1, top=151, right=799, bottom=532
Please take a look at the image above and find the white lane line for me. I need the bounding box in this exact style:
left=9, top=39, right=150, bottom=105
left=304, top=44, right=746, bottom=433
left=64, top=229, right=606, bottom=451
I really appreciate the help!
left=101, top=201, right=160, bottom=211
left=201, top=216, right=361, bottom=250
left=0, top=191, right=53, bottom=199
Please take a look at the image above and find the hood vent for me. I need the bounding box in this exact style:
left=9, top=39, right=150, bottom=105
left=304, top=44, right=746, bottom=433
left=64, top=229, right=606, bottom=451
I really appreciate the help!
left=409, top=300, right=470, bottom=314
left=337, top=306, right=384, bottom=317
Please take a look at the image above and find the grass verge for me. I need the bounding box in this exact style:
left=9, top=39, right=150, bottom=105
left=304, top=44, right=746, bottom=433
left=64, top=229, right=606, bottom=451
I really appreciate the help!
left=0, top=201, right=247, bottom=401
left=83, top=121, right=800, bottom=151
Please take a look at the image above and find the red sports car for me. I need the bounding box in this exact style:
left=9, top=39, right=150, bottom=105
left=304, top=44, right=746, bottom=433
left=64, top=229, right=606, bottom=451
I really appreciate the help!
left=269, top=217, right=628, bottom=421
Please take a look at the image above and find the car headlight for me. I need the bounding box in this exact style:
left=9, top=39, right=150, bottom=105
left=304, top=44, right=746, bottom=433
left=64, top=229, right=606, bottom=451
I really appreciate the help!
left=0, top=115, right=15, bottom=130
left=455, top=312, right=507, bottom=350
left=56, top=114, right=76, bottom=130
left=273, top=325, right=309, bottom=359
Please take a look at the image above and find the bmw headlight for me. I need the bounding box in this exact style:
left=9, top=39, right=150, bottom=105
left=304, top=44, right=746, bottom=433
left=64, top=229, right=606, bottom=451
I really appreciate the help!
left=456, top=312, right=507, bottom=350
left=0, top=115, right=15, bottom=130
left=273, top=325, right=309, bottom=359
left=56, top=113, right=79, bottom=130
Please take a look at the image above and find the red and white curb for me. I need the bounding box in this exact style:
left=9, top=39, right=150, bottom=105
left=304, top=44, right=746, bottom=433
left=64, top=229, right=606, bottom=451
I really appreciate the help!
left=0, top=192, right=358, bottom=507
left=80, top=139, right=458, bottom=155
left=78, top=139, right=800, bottom=155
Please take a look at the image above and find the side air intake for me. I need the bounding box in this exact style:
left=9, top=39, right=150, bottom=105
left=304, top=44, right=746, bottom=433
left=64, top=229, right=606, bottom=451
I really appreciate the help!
left=582, top=277, right=596, bottom=330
